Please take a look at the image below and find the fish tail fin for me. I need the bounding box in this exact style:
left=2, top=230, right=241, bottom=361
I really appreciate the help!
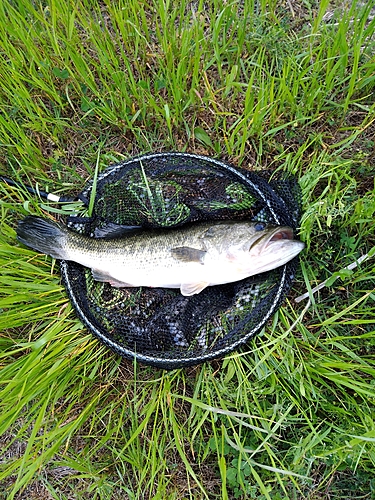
left=17, top=216, right=69, bottom=260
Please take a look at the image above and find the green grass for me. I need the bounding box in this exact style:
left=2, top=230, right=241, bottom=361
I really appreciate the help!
left=0, top=0, right=375, bottom=498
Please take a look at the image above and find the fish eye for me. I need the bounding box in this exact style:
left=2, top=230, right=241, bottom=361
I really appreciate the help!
left=254, top=222, right=266, bottom=231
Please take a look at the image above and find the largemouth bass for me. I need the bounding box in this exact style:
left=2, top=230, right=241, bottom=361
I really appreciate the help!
left=17, top=216, right=304, bottom=296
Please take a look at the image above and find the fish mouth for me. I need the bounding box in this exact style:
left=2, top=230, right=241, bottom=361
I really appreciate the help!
left=264, top=226, right=294, bottom=249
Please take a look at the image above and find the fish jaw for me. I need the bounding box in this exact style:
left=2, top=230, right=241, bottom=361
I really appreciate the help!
left=205, top=227, right=305, bottom=283
left=244, top=239, right=305, bottom=275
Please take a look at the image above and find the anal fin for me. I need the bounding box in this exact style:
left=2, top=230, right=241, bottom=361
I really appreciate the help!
left=91, top=269, right=134, bottom=288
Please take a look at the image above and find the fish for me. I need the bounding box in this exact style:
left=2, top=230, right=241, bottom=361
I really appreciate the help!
left=16, top=216, right=305, bottom=296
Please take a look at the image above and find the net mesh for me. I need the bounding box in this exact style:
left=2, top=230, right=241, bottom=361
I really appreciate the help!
left=60, top=152, right=302, bottom=369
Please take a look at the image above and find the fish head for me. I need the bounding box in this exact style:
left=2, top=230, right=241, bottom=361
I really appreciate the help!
left=223, top=222, right=305, bottom=276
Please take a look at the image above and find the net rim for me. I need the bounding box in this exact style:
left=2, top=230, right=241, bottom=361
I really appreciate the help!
left=61, top=152, right=299, bottom=369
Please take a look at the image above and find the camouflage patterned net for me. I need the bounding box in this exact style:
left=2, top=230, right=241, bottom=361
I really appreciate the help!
left=60, top=152, right=302, bottom=369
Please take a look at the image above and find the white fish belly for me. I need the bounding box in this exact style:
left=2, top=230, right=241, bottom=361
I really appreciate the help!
left=115, top=258, right=212, bottom=288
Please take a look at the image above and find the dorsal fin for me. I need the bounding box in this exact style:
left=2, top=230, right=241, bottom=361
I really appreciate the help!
left=94, top=222, right=143, bottom=239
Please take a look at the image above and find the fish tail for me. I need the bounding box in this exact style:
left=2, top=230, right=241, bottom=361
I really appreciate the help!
left=17, top=215, right=69, bottom=260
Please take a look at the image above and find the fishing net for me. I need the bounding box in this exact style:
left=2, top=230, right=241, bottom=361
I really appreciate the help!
left=60, top=152, right=302, bottom=369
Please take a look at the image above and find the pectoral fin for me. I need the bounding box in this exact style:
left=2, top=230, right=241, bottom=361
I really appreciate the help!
left=91, top=269, right=134, bottom=287
left=180, top=281, right=210, bottom=296
left=171, top=247, right=206, bottom=264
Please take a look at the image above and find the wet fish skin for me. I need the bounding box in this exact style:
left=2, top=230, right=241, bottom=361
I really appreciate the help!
left=16, top=216, right=305, bottom=296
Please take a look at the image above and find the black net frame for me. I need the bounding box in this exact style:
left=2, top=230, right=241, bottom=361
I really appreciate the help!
left=59, top=152, right=302, bottom=370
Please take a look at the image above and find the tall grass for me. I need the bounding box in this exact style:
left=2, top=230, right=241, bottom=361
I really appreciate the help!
left=0, top=0, right=375, bottom=498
